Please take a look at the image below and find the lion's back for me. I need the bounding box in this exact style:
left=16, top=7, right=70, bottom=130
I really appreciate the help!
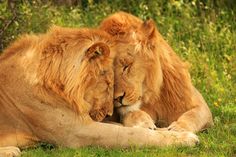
left=0, top=34, right=40, bottom=62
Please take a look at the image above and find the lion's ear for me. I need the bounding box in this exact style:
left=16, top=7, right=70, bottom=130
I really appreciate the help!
left=85, top=42, right=110, bottom=60
left=141, top=19, right=156, bottom=40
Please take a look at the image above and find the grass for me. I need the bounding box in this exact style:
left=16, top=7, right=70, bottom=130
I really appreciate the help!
left=1, top=0, right=236, bottom=156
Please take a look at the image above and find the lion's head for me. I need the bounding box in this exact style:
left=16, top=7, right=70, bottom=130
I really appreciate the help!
left=38, top=27, right=114, bottom=121
left=100, top=12, right=163, bottom=108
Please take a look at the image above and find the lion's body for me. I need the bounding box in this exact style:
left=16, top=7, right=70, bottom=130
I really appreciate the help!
left=0, top=26, right=199, bottom=156
left=100, top=12, right=213, bottom=132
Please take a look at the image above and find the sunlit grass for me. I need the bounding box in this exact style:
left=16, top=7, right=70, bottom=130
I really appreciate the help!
left=1, top=1, right=235, bottom=156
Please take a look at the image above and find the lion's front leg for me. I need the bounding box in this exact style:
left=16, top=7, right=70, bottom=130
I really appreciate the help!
left=27, top=101, right=199, bottom=148
left=168, top=88, right=213, bottom=132
left=62, top=121, right=199, bottom=148
left=168, top=106, right=213, bottom=132
left=0, top=132, right=38, bottom=157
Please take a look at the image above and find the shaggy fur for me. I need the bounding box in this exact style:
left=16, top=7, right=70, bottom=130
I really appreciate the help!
left=100, top=12, right=213, bottom=132
left=0, top=26, right=199, bottom=156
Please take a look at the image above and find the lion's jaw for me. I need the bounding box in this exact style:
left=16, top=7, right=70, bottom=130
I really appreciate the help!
left=116, top=100, right=142, bottom=116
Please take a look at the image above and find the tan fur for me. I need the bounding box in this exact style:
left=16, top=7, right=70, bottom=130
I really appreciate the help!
left=0, top=26, right=200, bottom=156
left=123, top=110, right=156, bottom=130
left=100, top=12, right=213, bottom=132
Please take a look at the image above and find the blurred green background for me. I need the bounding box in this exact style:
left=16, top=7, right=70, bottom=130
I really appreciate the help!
left=0, top=0, right=235, bottom=156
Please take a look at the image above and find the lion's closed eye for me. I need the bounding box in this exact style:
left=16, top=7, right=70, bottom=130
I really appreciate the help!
left=119, top=57, right=134, bottom=73
left=123, top=65, right=129, bottom=72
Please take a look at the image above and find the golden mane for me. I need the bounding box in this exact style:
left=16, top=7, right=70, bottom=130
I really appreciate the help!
left=38, top=26, right=114, bottom=114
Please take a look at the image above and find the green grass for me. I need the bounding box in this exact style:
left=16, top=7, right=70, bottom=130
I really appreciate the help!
left=1, top=0, right=236, bottom=156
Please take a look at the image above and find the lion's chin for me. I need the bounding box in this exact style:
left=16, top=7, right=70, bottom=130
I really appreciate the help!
left=116, top=100, right=142, bottom=116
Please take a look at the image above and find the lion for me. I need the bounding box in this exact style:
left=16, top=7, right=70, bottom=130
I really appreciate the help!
left=0, top=26, right=200, bottom=156
left=99, top=12, right=214, bottom=132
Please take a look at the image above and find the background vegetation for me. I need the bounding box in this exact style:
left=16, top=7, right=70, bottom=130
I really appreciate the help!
left=0, top=0, right=235, bottom=156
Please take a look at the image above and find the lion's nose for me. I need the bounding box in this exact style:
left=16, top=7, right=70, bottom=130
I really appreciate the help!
left=116, top=93, right=125, bottom=103
left=114, top=93, right=125, bottom=107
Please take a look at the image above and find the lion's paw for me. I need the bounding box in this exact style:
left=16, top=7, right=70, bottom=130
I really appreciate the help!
left=0, top=146, right=21, bottom=157
left=122, top=110, right=157, bottom=130
left=168, top=121, right=189, bottom=132
left=177, top=132, right=200, bottom=146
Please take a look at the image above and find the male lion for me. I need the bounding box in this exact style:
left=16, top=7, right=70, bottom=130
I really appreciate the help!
left=100, top=12, right=213, bottom=132
left=0, top=26, right=199, bottom=156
